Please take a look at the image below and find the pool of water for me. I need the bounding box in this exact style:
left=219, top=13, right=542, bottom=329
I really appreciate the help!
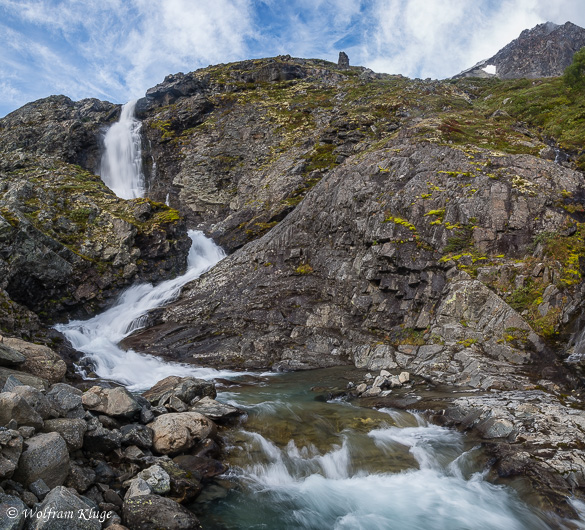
left=193, top=367, right=557, bottom=530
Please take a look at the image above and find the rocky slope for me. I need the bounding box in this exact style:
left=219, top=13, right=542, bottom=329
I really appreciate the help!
left=456, top=21, right=585, bottom=79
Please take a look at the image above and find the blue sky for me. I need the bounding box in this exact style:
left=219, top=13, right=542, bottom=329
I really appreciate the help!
left=1, top=0, right=585, bottom=117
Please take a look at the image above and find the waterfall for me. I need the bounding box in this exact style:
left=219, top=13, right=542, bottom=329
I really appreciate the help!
left=99, top=100, right=145, bottom=199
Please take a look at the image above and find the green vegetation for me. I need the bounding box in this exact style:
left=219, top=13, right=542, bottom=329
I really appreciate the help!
left=564, top=47, right=585, bottom=89
left=295, top=263, right=314, bottom=275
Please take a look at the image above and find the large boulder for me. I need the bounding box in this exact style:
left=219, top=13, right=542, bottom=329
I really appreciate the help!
left=142, top=376, right=216, bottom=405
left=120, top=424, right=153, bottom=449
left=0, top=428, right=23, bottom=479
left=27, top=486, right=101, bottom=530
left=83, top=418, right=122, bottom=454
left=12, top=432, right=70, bottom=488
left=123, top=494, right=202, bottom=530
left=0, top=368, right=48, bottom=391
left=0, top=392, right=44, bottom=429
left=148, top=412, right=216, bottom=455
left=2, top=338, right=66, bottom=384
left=81, top=386, right=141, bottom=418
left=11, top=385, right=53, bottom=419
left=42, top=418, right=87, bottom=451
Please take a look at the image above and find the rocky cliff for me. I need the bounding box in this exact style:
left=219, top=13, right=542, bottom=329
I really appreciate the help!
left=455, top=21, right=585, bottom=79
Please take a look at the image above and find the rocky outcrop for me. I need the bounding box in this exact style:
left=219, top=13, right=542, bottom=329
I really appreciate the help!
left=455, top=21, right=585, bottom=79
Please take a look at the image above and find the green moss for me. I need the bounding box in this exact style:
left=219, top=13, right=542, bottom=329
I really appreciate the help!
left=295, top=263, right=313, bottom=275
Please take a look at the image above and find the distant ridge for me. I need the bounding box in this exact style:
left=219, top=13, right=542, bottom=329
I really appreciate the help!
left=454, top=21, right=585, bottom=79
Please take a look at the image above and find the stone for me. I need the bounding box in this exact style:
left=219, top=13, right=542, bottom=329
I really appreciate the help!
left=120, top=424, right=153, bottom=449
left=12, top=385, right=53, bottom=419
left=355, top=383, right=367, bottom=394
left=338, top=51, right=349, bottom=68
left=2, top=375, right=24, bottom=392
left=137, top=465, right=171, bottom=495
left=28, top=486, right=101, bottom=530
left=83, top=424, right=122, bottom=454
left=0, top=492, right=26, bottom=530
left=65, top=463, right=96, bottom=493
left=122, top=494, right=202, bottom=530
left=398, top=371, right=410, bottom=384
left=82, top=386, right=141, bottom=418
left=188, top=397, right=242, bottom=422
left=0, top=428, right=23, bottom=479
left=158, top=459, right=202, bottom=503
left=0, top=368, right=48, bottom=391
left=42, top=418, right=87, bottom=451
left=477, top=417, right=515, bottom=439
left=2, top=338, right=66, bottom=384
left=29, top=478, right=51, bottom=500
left=380, top=370, right=391, bottom=377
left=17, top=426, right=35, bottom=439
left=0, top=392, right=44, bottom=429
left=142, top=376, right=216, bottom=405
left=173, top=455, right=228, bottom=479
left=0, top=343, right=25, bottom=367
left=148, top=412, right=216, bottom=455
left=47, top=384, right=84, bottom=419
left=12, top=432, right=70, bottom=488
left=124, top=477, right=151, bottom=500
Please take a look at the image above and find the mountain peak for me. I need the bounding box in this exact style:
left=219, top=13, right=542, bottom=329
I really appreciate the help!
left=455, top=21, right=585, bottom=79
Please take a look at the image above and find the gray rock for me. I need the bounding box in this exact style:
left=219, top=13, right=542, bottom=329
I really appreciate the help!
left=12, top=386, right=53, bottom=419
left=2, top=375, right=24, bottom=392
left=338, top=51, right=349, bottom=68
left=17, top=426, right=35, bottom=439
left=120, top=424, right=153, bottom=449
left=188, top=397, right=241, bottom=422
left=0, top=368, right=48, bottom=391
left=81, top=386, right=141, bottom=418
left=27, top=486, right=101, bottom=530
left=122, top=494, right=202, bottom=530
left=142, top=376, right=216, bottom=405
left=2, top=338, right=66, bottom=384
left=42, top=418, right=87, bottom=451
left=0, top=428, right=23, bottom=479
left=0, top=392, right=44, bottom=429
left=398, top=371, right=410, bottom=384
left=29, top=479, right=50, bottom=500
left=0, top=492, right=26, bottom=530
left=12, top=432, right=70, bottom=488
left=0, top=344, right=25, bottom=367
left=65, top=463, right=96, bottom=493
left=83, top=424, right=122, bottom=454
left=477, top=417, right=515, bottom=439
left=123, top=477, right=151, bottom=500
left=137, top=465, right=170, bottom=495
left=47, top=384, right=84, bottom=419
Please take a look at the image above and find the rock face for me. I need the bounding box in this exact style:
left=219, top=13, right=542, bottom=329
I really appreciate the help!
left=455, top=21, right=585, bottom=79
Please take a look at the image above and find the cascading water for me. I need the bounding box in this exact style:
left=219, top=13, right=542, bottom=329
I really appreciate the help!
left=99, top=100, right=145, bottom=199
left=55, top=230, right=231, bottom=391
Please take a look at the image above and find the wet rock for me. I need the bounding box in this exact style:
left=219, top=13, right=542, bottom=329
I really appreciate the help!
left=82, top=387, right=141, bottom=419
left=46, top=384, right=84, bottom=419
left=188, top=397, right=242, bottom=423
left=0, top=492, right=26, bottom=530
left=2, top=338, right=66, bottom=384
left=13, top=432, right=70, bottom=488
left=148, top=413, right=216, bottom=455
left=0, top=392, right=44, bottom=429
left=122, top=494, right=202, bottom=530
left=29, top=486, right=101, bottom=530
left=137, top=464, right=170, bottom=495
left=142, top=376, right=216, bottom=405
left=173, top=455, right=227, bottom=480
left=0, top=428, right=23, bottom=479
left=120, top=424, right=153, bottom=449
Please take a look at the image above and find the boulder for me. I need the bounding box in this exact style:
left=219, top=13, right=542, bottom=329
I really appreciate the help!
left=83, top=424, right=122, bottom=454
left=65, top=463, right=96, bottom=493
left=0, top=492, right=26, bottom=530
left=158, top=459, right=202, bottom=503
left=27, top=486, right=101, bottom=530
left=148, top=412, right=216, bottom=455
left=0, top=428, right=23, bottom=479
left=46, top=384, right=84, bottom=419
left=81, top=386, right=141, bottom=418
left=189, top=397, right=242, bottom=423
left=0, top=343, right=25, bottom=367
left=124, top=477, right=151, bottom=500
left=0, top=368, right=48, bottom=391
left=142, top=376, right=216, bottom=405
left=123, top=494, right=202, bottom=530
left=0, top=392, right=44, bottom=429
left=173, top=455, right=228, bottom=479
left=2, top=338, right=66, bottom=384
left=12, top=385, right=53, bottom=419
left=120, top=424, right=153, bottom=449
left=42, top=418, right=87, bottom=451
left=137, top=465, right=170, bottom=495
left=12, top=432, right=70, bottom=488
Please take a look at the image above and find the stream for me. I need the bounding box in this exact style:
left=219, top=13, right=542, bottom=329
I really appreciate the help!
left=55, top=101, right=582, bottom=529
